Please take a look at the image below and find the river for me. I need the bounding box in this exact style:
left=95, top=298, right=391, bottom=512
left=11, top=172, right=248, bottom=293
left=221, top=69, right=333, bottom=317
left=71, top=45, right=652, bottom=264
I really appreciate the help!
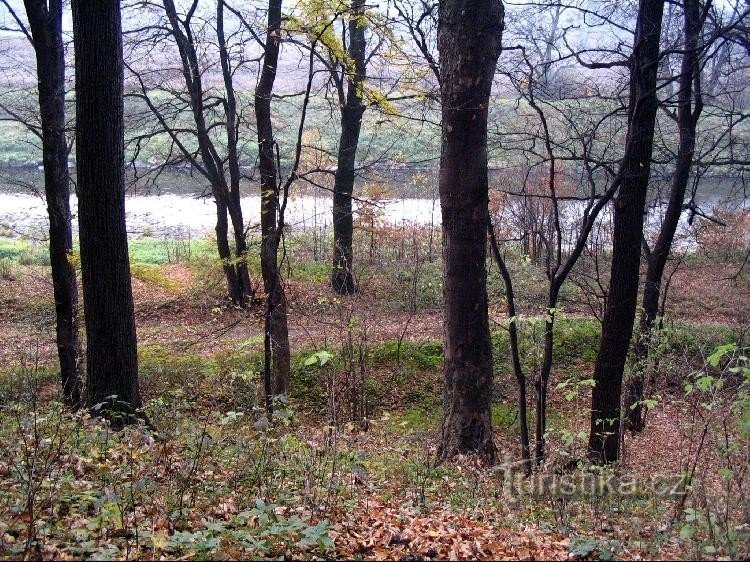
left=0, top=167, right=745, bottom=243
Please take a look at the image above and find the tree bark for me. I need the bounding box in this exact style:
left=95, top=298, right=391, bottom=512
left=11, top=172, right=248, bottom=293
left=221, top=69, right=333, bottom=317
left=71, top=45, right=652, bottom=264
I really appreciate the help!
left=24, top=0, right=81, bottom=409
left=489, top=219, right=531, bottom=474
left=588, top=0, right=665, bottom=463
left=255, top=0, right=290, bottom=397
left=331, top=0, right=367, bottom=295
left=214, top=196, right=242, bottom=304
left=625, top=0, right=703, bottom=432
left=73, top=0, right=141, bottom=418
left=437, top=0, right=504, bottom=464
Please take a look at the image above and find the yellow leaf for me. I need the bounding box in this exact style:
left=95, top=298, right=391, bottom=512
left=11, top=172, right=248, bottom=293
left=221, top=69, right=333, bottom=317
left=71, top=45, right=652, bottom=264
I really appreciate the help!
left=152, top=530, right=169, bottom=551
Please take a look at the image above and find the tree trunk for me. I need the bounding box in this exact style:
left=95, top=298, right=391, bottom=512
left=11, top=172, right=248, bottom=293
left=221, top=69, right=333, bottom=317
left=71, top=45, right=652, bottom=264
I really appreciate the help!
left=25, top=0, right=81, bottom=409
left=218, top=0, right=253, bottom=305
left=437, top=0, right=504, bottom=464
left=73, top=0, right=141, bottom=418
left=625, top=0, right=702, bottom=432
left=255, top=0, right=291, bottom=397
left=214, top=195, right=242, bottom=304
left=331, top=0, right=367, bottom=295
left=535, top=310, right=556, bottom=465
left=588, top=0, right=665, bottom=463
left=489, top=219, right=531, bottom=474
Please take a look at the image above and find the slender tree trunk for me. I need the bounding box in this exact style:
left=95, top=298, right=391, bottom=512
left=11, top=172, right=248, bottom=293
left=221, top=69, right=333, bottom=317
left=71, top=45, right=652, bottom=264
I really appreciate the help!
left=73, top=0, right=141, bottom=418
left=588, top=0, right=665, bottom=463
left=437, top=0, right=504, bottom=464
left=489, top=219, right=531, bottom=474
left=25, top=0, right=81, bottom=409
left=162, top=0, right=251, bottom=307
left=535, top=308, right=556, bottom=465
left=331, top=0, right=367, bottom=295
left=214, top=195, right=241, bottom=304
left=218, top=0, right=253, bottom=304
left=625, top=0, right=703, bottom=432
left=227, top=201, right=252, bottom=302
left=255, top=0, right=290, bottom=397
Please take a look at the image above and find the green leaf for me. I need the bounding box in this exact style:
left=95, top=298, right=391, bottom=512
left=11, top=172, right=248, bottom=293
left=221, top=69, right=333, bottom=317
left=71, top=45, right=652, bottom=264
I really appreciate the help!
left=708, top=343, right=736, bottom=367
left=317, top=350, right=332, bottom=366
left=304, top=350, right=332, bottom=367
left=680, top=524, right=695, bottom=539
left=569, top=537, right=598, bottom=558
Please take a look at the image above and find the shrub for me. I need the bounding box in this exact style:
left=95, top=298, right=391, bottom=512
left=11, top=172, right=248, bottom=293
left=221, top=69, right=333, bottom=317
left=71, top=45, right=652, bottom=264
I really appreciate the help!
left=130, top=262, right=181, bottom=291
left=0, top=257, right=14, bottom=280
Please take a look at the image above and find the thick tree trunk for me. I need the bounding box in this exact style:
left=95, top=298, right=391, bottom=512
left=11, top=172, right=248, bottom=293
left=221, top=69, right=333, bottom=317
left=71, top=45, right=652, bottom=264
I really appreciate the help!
left=437, top=0, right=504, bottom=464
left=625, top=0, right=702, bottom=432
left=331, top=0, right=367, bottom=295
left=588, top=0, right=664, bottom=463
left=25, top=0, right=81, bottom=409
left=255, top=0, right=290, bottom=397
left=73, top=0, right=141, bottom=418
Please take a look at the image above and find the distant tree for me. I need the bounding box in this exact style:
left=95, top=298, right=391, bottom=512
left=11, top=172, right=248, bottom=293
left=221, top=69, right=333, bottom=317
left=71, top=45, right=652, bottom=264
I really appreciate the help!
left=504, top=1, right=568, bottom=99
left=588, top=0, right=665, bottom=463
left=437, top=0, right=504, bottom=464
left=1, top=0, right=81, bottom=408
left=286, top=0, right=393, bottom=294
left=72, top=0, right=141, bottom=418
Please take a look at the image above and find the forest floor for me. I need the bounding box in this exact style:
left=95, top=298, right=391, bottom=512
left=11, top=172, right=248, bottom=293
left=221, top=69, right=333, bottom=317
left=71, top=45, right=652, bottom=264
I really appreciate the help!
left=0, top=234, right=748, bottom=560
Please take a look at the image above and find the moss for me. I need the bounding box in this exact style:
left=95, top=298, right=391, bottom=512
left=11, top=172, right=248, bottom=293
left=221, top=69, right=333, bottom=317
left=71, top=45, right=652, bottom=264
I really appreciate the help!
left=367, top=340, right=443, bottom=372
left=130, top=263, right=181, bottom=291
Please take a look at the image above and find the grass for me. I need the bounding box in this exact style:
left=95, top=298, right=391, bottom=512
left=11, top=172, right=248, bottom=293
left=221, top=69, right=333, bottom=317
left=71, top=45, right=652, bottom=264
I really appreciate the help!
left=0, top=238, right=50, bottom=265
left=0, top=236, right=216, bottom=267
left=0, top=89, right=439, bottom=171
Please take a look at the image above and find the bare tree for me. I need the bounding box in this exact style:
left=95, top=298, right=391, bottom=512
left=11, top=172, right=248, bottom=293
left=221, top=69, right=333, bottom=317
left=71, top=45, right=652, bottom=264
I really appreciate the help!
left=626, top=0, right=750, bottom=431
left=125, top=0, right=256, bottom=307
left=255, top=0, right=290, bottom=398
left=0, top=0, right=81, bottom=408
left=492, top=40, right=627, bottom=466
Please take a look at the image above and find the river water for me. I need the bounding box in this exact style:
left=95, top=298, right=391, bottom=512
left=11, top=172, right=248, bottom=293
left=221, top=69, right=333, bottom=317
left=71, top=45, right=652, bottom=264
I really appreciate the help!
left=0, top=167, right=745, bottom=243
left=0, top=191, right=440, bottom=239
